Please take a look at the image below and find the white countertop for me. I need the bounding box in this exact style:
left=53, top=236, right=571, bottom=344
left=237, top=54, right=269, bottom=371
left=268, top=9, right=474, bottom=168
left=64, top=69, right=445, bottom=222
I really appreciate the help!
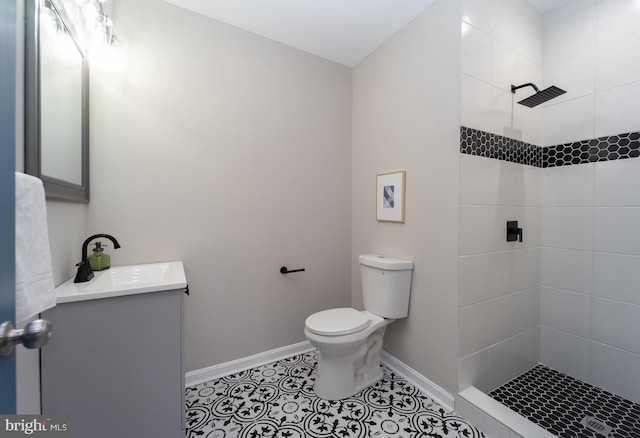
left=54, top=261, right=187, bottom=304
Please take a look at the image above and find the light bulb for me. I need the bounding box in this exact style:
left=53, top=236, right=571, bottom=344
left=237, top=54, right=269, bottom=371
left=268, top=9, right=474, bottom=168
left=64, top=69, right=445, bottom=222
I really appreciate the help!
left=83, top=1, right=99, bottom=23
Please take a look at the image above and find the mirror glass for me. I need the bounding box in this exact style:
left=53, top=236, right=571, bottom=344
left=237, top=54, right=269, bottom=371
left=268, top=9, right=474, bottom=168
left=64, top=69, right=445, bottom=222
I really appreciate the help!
left=26, top=0, right=90, bottom=202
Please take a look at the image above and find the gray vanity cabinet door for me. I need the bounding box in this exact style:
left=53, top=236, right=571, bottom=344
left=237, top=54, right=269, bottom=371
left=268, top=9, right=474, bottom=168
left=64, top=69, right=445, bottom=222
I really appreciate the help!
left=41, top=290, right=184, bottom=437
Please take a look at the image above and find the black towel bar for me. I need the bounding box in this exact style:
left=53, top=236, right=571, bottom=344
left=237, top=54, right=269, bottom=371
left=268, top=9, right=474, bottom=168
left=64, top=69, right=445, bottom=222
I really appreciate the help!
left=280, top=266, right=305, bottom=274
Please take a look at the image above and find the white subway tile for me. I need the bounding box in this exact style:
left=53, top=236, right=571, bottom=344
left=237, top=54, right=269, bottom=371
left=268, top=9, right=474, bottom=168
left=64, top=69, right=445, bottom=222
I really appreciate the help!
left=515, top=164, right=542, bottom=208
left=592, top=297, right=640, bottom=355
left=594, top=207, right=640, bottom=255
left=512, top=247, right=541, bottom=293
left=491, top=0, right=522, bottom=49
left=542, top=163, right=595, bottom=207
left=462, top=23, right=492, bottom=83
left=595, top=81, right=640, bottom=138
left=503, top=0, right=543, bottom=67
left=516, top=54, right=543, bottom=89
left=462, top=74, right=493, bottom=133
left=460, top=154, right=510, bottom=206
left=510, top=327, right=540, bottom=378
left=541, top=247, right=593, bottom=294
left=596, top=32, right=640, bottom=92
left=512, top=55, right=544, bottom=146
left=488, top=328, right=540, bottom=391
left=541, top=95, right=595, bottom=146
left=596, top=0, right=640, bottom=45
left=541, top=287, right=591, bottom=337
left=543, top=5, right=596, bottom=64
left=492, top=41, right=518, bottom=92
left=541, top=207, right=593, bottom=250
left=459, top=350, right=491, bottom=392
left=543, top=50, right=596, bottom=105
left=491, top=86, right=514, bottom=138
left=488, top=340, right=518, bottom=390
left=508, top=159, right=542, bottom=207
left=513, top=97, right=542, bottom=146
left=515, top=206, right=541, bottom=248
left=591, top=342, right=640, bottom=405
left=540, top=326, right=591, bottom=381
left=459, top=248, right=540, bottom=307
left=462, top=0, right=493, bottom=36
left=459, top=205, right=516, bottom=255
left=593, top=252, right=640, bottom=305
left=460, top=289, right=539, bottom=358
left=543, top=0, right=596, bottom=27
left=595, top=158, right=640, bottom=206
left=507, top=288, right=540, bottom=339
left=515, top=166, right=542, bottom=207
left=459, top=252, right=513, bottom=306
left=460, top=299, right=505, bottom=358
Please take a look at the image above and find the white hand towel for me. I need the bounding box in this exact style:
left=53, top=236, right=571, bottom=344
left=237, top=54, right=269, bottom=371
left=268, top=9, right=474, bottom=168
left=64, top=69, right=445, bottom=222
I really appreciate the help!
left=15, top=172, right=56, bottom=323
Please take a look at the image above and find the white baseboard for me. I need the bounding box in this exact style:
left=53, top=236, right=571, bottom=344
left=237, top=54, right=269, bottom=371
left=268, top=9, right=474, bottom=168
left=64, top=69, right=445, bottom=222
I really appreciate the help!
left=381, top=350, right=455, bottom=411
left=185, top=341, right=314, bottom=388
left=185, top=342, right=454, bottom=413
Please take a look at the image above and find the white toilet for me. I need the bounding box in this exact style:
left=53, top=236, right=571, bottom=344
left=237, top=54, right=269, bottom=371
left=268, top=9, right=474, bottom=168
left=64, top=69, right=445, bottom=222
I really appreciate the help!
left=304, top=254, right=413, bottom=400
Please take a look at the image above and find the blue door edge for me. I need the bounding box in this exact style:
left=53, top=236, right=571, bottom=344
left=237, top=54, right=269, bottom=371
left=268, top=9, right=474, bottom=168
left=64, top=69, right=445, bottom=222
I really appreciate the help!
left=0, top=0, right=18, bottom=414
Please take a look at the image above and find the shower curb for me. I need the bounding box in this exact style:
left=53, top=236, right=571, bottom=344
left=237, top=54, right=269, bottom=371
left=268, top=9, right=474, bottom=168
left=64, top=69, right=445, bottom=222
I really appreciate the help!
left=456, top=386, right=556, bottom=438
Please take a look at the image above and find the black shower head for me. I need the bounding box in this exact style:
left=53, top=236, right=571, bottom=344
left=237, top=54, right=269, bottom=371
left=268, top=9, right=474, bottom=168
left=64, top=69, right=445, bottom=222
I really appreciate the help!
left=511, top=83, right=566, bottom=108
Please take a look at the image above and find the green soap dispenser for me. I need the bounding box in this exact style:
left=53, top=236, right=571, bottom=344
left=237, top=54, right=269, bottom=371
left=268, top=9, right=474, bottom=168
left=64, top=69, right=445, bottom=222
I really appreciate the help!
left=88, top=242, right=111, bottom=271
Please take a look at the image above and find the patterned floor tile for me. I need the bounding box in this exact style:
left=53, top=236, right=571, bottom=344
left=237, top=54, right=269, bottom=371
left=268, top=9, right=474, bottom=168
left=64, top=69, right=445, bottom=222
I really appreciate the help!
left=489, top=364, right=640, bottom=438
left=186, top=350, right=484, bottom=438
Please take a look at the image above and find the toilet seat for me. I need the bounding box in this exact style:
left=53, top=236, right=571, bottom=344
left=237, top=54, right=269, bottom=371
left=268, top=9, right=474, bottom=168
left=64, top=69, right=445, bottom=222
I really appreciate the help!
left=305, top=308, right=371, bottom=336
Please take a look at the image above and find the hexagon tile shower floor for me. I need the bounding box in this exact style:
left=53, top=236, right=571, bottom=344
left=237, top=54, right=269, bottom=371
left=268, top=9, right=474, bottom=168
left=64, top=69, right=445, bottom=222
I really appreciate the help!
left=489, top=364, right=640, bottom=438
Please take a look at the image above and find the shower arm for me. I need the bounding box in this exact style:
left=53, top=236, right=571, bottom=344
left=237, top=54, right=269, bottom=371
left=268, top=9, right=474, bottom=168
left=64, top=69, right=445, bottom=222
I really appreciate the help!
left=511, top=83, right=540, bottom=94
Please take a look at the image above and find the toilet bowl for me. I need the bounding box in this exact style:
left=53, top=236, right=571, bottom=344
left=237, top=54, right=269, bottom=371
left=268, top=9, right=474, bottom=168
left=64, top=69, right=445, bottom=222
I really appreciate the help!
left=305, top=308, right=392, bottom=400
left=304, top=254, right=413, bottom=400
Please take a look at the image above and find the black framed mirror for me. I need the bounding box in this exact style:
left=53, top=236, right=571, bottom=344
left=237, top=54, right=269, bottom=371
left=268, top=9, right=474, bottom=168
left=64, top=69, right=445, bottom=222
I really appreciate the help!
left=25, top=0, right=90, bottom=203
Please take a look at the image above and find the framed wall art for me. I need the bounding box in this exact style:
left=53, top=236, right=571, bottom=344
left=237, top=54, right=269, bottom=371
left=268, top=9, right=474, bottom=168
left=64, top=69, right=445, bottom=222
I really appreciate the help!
left=376, top=170, right=405, bottom=223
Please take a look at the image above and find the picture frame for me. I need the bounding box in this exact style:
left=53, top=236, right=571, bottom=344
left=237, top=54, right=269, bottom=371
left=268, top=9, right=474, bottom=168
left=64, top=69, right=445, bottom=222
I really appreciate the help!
left=376, top=170, right=406, bottom=223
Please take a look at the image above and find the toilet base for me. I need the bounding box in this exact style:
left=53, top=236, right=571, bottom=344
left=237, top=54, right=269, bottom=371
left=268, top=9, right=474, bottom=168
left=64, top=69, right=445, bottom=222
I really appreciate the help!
left=311, top=326, right=387, bottom=400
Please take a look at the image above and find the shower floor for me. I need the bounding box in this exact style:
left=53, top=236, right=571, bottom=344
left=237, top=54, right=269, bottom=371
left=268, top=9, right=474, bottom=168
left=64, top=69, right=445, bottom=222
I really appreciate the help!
left=489, top=364, right=640, bottom=438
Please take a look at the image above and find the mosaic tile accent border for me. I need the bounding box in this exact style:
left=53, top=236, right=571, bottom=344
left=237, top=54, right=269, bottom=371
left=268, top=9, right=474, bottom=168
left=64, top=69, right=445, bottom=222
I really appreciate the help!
left=460, top=126, right=542, bottom=167
left=544, top=131, right=640, bottom=168
left=459, top=127, right=640, bottom=168
left=489, top=364, right=640, bottom=438
left=185, top=350, right=485, bottom=438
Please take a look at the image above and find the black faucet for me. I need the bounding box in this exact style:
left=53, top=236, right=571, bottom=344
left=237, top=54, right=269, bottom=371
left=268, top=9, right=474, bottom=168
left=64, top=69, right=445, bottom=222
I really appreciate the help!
left=74, top=234, right=122, bottom=283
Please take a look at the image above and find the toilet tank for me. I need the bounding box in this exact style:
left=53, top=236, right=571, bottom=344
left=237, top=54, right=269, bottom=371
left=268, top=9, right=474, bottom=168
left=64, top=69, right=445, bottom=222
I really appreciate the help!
left=359, top=254, right=413, bottom=319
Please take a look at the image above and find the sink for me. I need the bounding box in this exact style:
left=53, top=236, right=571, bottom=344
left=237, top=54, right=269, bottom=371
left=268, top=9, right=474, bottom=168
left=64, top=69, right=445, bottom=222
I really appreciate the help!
left=55, top=261, right=187, bottom=303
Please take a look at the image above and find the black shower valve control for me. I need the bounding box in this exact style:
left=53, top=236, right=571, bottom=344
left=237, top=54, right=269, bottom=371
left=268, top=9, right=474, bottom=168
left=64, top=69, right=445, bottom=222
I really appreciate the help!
left=507, top=220, right=523, bottom=242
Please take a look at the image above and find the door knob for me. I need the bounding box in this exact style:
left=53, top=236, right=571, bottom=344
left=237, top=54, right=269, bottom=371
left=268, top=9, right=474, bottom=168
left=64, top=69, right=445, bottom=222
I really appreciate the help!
left=0, top=319, right=52, bottom=357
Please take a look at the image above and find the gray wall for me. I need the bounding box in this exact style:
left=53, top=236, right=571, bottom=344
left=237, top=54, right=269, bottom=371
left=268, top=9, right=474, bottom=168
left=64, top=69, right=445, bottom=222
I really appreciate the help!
left=46, top=202, right=87, bottom=286
left=88, top=0, right=352, bottom=372
left=352, top=0, right=462, bottom=393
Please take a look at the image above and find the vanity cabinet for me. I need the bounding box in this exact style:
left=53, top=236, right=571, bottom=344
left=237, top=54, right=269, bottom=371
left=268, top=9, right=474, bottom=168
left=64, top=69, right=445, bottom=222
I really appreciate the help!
left=41, top=289, right=184, bottom=438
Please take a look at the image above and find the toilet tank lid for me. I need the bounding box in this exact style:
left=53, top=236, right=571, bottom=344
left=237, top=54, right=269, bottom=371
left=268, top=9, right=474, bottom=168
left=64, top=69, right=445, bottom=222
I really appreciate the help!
left=359, top=254, right=413, bottom=271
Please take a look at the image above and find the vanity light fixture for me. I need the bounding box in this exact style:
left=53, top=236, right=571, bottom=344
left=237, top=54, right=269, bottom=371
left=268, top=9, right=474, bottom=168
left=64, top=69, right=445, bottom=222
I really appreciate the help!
left=62, top=0, right=116, bottom=50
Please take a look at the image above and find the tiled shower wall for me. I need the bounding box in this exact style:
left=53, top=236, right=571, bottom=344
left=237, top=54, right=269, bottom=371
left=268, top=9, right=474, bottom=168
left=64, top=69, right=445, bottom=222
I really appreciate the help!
left=459, top=0, right=640, bottom=403
left=541, top=159, right=640, bottom=405
left=458, top=154, right=541, bottom=393
left=458, top=0, right=543, bottom=393
left=540, top=0, right=640, bottom=405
